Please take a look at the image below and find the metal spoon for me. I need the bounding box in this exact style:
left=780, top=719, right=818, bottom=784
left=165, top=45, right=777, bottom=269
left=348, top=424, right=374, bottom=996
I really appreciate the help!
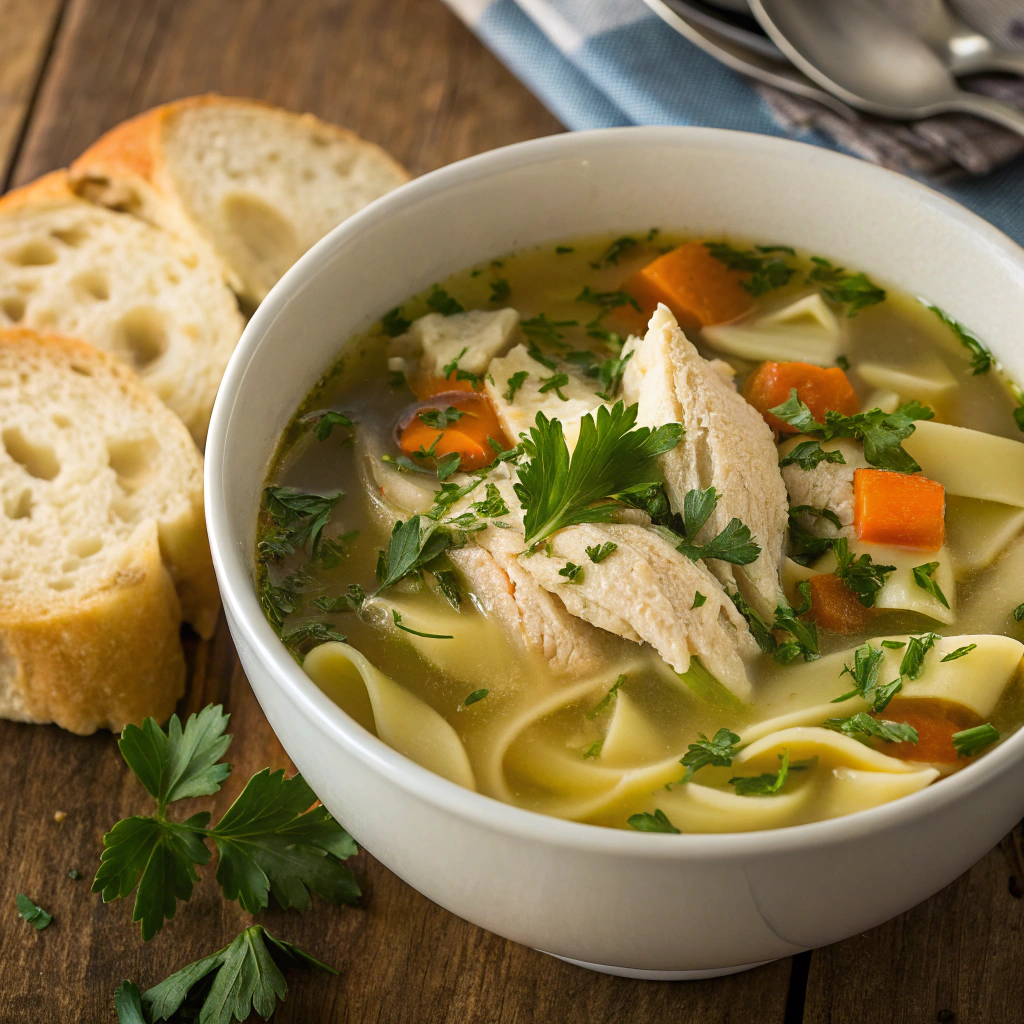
left=749, top=0, right=1024, bottom=136
left=642, top=0, right=852, bottom=116
left=904, top=0, right=1024, bottom=77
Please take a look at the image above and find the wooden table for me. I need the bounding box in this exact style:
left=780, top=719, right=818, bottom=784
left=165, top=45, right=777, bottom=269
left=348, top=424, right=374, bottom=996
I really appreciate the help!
left=1, top=1, right=1023, bottom=1020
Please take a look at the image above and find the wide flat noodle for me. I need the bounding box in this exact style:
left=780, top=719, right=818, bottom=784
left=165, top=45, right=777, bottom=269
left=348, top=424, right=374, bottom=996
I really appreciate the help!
left=304, top=641, right=476, bottom=790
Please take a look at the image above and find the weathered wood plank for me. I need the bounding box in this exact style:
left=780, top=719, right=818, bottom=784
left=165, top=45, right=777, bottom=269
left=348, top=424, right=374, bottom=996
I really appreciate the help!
left=801, top=826, right=1024, bottom=1023
left=0, top=0, right=65, bottom=183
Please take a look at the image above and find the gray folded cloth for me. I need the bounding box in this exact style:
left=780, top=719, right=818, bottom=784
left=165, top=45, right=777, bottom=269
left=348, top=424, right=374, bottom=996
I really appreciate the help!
left=754, top=0, right=1024, bottom=179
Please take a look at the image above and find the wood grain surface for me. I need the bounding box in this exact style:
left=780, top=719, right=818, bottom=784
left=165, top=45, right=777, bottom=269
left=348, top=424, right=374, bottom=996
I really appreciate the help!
left=0, top=1, right=1021, bottom=1022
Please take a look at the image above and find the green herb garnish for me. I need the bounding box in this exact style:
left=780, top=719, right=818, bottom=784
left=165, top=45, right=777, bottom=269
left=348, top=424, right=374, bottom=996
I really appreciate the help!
left=539, top=372, right=570, bottom=400
left=418, top=406, right=464, bottom=430
left=586, top=542, right=617, bottom=563
left=952, top=723, right=999, bottom=758
left=922, top=301, right=991, bottom=375
left=312, top=584, right=365, bottom=614
left=673, top=486, right=761, bottom=566
left=627, top=809, right=680, bottom=833
left=680, top=727, right=741, bottom=781
left=833, top=538, right=895, bottom=607
left=381, top=306, right=411, bottom=337
left=280, top=622, right=346, bottom=656
left=558, top=561, right=584, bottom=583
left=808, top=257, right=886, bottom=316
left=262, top=486, right=342, bottom=562
left=576, top=285, right=641, bottom=312
left=588, top=674, right=626, bottom=718
left=691, top=592, right=707, bottom=609
left=16, top=893, right=51, bottom=930
left=730, top=749, right=790, bottom=795
left=582, top=740, right=603, bottom=760
left=704, top=242, right=796, bottom=297
left=489, top=278, right=510, bottom=304
left=505, top=370, right=529, bottom=402
left=824, top=713, right=918, bottom=745
left=941, top=643, right=976, bottom=663
left=314, top=410, right=354, bottom=441
left=427, top=287, right=465, bottom=316
left=521, top=314, right=576, bottom=348
left=374, top=516, right=451, bottom=594
left=911, top=562, right=950, bottom=609
left=392, top=609, right=453, bottom=639
left=778, top=440, right=847, bottom=471
left=464, top=689, right=489, bottom=706
left=590, top=236, right=637, bottom=269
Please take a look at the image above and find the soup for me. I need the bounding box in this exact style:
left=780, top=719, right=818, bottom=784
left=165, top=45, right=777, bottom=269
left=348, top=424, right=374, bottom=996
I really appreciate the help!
left=256, top=231, right=1024, bottom=833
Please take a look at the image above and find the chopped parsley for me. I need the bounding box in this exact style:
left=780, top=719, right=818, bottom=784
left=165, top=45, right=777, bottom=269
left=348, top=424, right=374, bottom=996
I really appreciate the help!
left=441, top=347, right=481, bottom=387
left=627, top=809, right=680, bottom=833
left=381, top=306, right=411, bottom=337
left=833, top=538, right=895, bottom=607
left=1015, top=602, right=1024, bottom=622
left=778, top=439, right=847, bottom=471
left=432, top=569, right=462, bottom=610
left=16, top=894, right=51, bottom=930
left=590, top=236, right=637, bottom=269
left=772, top=583, right=819, bottom=664
left=824, top=713, right=918, bottom=745
left=673, top=487, right=761, bottom=566
left=704, top=242, right=796, bottom=297
left=588, top=674, right=626, bottom=718
left=586, top=542, right=617, bottom=563
left=941, top=643, right=977, bottom=663
left=489, top=278, right=511, bottom=304
left=426, top=286, right=465, bottom=316
left=464, top=688, right=489, bottom=706
left=786, top=505, right=843, bottom=563
left=470, top=483, right=510, bottom=519
left=505, top=370, right=529, bottom=402
left=922, top=301, right=991, bottom=375
left=262, top=486, right=342, bottom=562
left=314, top=410, right=354, bottom=441
left=730, top=749, right=790, bottom=795
left=258, top=578, right=301, bottom=630
left=312, top=583, right=365, bottom=614
left=911, top=562, right=950, bottom=609
left=280, top=621, right=346, bottom=656
left=539, top=372, right=570, bottom=400
left=769, top=389, right=933, bottom=473
left=680, top=727, right=741, bottom=781
left=832, top=643, right=894, bottom=707
left=521, top=314, right=576, bottom=348
left=728, top=589, right=777, bottom=655
left=374, top=516, right=451, bottom=593
left=558, top=561, right=584, bottom=583
left=807, top=257, right=886, bottom=316
left=582, top=740, right=603, bottom=760
left=691, top=592, right=707, bottom=609
left=514, top=401, right=683, bottom=549
left=576, top=285, right=641, bottom=312
left=952, top=723, right=999, bottom=758
left=555, top=245, right=574, bottom=254
left=900, top=632, right=940, bottom=680
left=418, top=406, right=465, bottom=430
left=392, top=609, right=453, bottom=639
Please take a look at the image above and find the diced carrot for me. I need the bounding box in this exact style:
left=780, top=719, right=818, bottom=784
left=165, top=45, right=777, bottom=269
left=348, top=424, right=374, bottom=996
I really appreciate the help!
left=872, top=698, right=979, bottom=764
left=807, top=572, right=873, bottom=634
left=399, top=393, right=508, bottom=471
left=854, top=468, right=945, bottom=551
left=744, top=361, right=859, bottom=435
left=619, top=241, right=754, bottom=333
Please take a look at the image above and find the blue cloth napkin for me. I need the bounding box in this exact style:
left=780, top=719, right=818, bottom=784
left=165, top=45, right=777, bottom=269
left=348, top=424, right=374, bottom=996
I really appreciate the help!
left=442, top=0, right=1024, bottom=247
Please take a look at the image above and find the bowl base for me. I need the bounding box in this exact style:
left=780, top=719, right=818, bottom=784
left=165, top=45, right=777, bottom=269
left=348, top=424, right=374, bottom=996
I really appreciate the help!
left=540, top=952, right=776, bottom=980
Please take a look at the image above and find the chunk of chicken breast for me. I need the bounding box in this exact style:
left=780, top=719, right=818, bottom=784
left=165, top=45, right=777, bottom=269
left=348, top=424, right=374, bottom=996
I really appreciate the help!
left=622, top=305, right=787, bottom=618
left=779, top=436, right=867, bottom=539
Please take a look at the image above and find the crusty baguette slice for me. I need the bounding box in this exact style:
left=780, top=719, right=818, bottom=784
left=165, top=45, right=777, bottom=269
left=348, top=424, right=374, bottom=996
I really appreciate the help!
left=0, top=172, right=244, bottom=445
left=0, top=329, right=219, bottom=734
left=70, top=95, right=410, bottom=307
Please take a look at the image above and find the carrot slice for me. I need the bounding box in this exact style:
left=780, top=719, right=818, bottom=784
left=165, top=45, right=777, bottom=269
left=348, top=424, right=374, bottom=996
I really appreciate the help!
left=873, top=698, right=979, bottom=764
left=807, top=572, right=872, bottom=634
left=620, top=241, right=753, bottom=333
left=853, top=468, right=945, bottom=551
left=744, top=361, right=858, bottom=435
left=399, top=393, right=508, bottom=471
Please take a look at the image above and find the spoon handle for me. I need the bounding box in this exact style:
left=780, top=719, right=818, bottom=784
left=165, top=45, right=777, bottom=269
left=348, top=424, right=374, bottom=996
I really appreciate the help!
left=949, top=93, right=1024, bottom=139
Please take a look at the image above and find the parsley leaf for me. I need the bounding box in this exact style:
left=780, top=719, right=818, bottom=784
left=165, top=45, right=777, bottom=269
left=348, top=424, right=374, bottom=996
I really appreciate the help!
left=526, top=340, right=558, bottom=370
left=489, top=278, right=510, bottom=304
left=728, top=589, right=777, bottom=654
left=824, top=713, right=918, bottom=745
left=680, top=727, right=741, bottom=781
left=427, top=286, right=465, bottom=316
left=381, top=307, right=411, bottom=337
left=674, top=487, right=761, bottom=566
left=514, top=401, right=683, bottom=548
left=808, top=257, right=886, bottom=316
left=432, top=569, right=462, bottom=610
left=772, top=586, right=819, bottom=664
left=262, top=486, right=342, bottom=562
left=582, top=740, right=603, bottom=759
left=555, top=245, right=574, bottom=254
left=258, top=578, right=301, bottom=630
left=952, top=723, right=999, bottom=758
left=281, top=622, right=347, bottom=656
left=627, top=809, right=680, bottom=833
left=834, top=538, right=895, bottom=607
left=730, top=749, right=790, bottom=795
left=586, top=541, right=617, bottom=563
left=588, top=674, right=626, bottom=718
left=1014, top=602, right=1024, bottom=622
left=778, top=440, right=847, bottom=471
left=786, top=505, right=843, bottom=563
left=392, top=609, right=453, bottom=639
left=312, top=583, right=365, bottom=614
left=208, top=770, right=360, bottom=914
left=941, top=643, right=977, bottom=663
left=704, top=242, right=796, bottom=297
left=590, top=236, right=637, bottom=268
left=911, top=562, right=950, bottom=609
left=374, top=516, right=451, bottom=593
left=131, top=926, right=335, bottom=1024
left=464, top=689, right=489, bottom=706
left=521, top=314, right=576, bottom=349
left=313, top=410, right=353, bottom=441
left=418, top=406, right=464, bottom=430
left=16, top=893, right=51, bottom=930
left=558, top=561, right=584, bottom=583
left=505, top=370, right=529, bottom=402
left=692, top=592, right=707, bottom=608
left=832, top=643, right=887, bottom=704
left=769, top=390, right=933, bottom=473
left=922, top=301, right=991, bottom=375
left=470, top=483, right=510, bottom=519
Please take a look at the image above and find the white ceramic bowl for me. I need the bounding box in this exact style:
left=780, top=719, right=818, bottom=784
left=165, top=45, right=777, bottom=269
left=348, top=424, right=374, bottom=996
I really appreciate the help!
left=206, top=127, right=1024, bottom=979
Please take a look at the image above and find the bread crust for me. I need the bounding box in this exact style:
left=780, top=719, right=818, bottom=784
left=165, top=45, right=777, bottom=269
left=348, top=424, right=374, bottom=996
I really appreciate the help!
left=0, top=522, right=185, bottom=735
left=0, top=170, right=76, bottom=212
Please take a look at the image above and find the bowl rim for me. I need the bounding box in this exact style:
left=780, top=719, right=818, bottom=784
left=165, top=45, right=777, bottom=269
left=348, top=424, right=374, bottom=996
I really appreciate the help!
left=206, top=124, right=1024, bottom=859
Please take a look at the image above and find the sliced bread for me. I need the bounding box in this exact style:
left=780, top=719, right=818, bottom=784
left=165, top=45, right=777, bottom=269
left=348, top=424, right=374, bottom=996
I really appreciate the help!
left=0, top=172, right=244, bottom=444
left=70, top=95, right=410, bottom=307
left=0, top=328, right=219, bottom=734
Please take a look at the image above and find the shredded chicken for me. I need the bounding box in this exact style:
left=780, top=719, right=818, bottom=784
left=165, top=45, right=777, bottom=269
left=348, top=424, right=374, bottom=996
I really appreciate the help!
left=781, top=437, right=867, bottom=538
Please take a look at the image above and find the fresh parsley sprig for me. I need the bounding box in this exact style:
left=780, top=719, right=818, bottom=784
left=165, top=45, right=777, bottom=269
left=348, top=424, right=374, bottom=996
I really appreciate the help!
left=671, top=487, right=761, bottom=567
left=374, top=516, right=452, bottom=593
left=922, top=301, right=992, bottom=375
left=704, top=242, right=796, bottom=297
left=627, top=809, right=680, bottom=833
left=514, top=401, right=683, bottom=549
left=93, top=707, right=359, bottom=941
left=807, top=258, right=886, bottom=316
left=679, top=727, right=741, bottom=781
left=778, top=440, right=847, bottom=472
left=912, top=561, right=950, bottom=609
left=768, top=390, right=933, bottom=474
left=114, top=926, right=335, bottom=1024
left=833, top=538, right=895, bottom=607
left=824, top=713, right=918, bottom=745
left=729, top=749, right=791, bottom=796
